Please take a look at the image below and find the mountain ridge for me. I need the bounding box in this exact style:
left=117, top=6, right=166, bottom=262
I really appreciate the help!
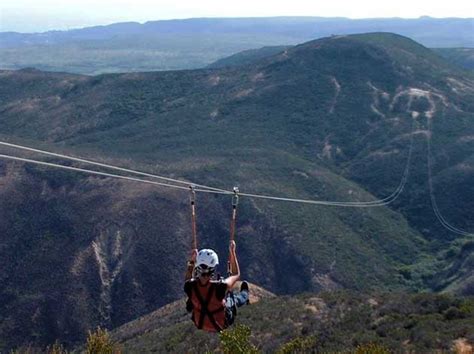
left=1, top=17, right=473, bottom=74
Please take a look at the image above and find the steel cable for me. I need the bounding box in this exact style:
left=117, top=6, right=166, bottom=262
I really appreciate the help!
left=0, top=141, right=231, bottom=194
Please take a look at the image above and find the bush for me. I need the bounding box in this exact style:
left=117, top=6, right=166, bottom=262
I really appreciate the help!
left=277, top=336, right=316, bottom=353
left=443, top=307, right=465, bottom=320
left=355, top=342, right=390, bottom=354
left=459, top=299, right=474, bottom=315
left=219, top=325, right=259, bottom=354
left=85, top=327, right=121, bottom=354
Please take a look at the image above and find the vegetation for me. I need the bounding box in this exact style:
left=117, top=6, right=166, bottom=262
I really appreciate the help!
left=354, top=343, right=390, bottom=354
left=114, top=291, right=474, bottom=353
left=277, top=336, right=317, bottom=353
left=85, top=328, right=121, bottom=354
left=433, top=48, right=474, bottom=71
left=207, top=46, right=291, bottom=69
left=9, top=341, right=67, bottom=353
left=219, top=325, right=259, bottom=354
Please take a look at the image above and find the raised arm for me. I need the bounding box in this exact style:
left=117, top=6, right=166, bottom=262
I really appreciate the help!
left=185, top=249, right=198, bottom=281
left=225, top=240, right=241, bottom=290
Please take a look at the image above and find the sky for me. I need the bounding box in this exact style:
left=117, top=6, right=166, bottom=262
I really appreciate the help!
left=1, top=0, right=473, bottom=32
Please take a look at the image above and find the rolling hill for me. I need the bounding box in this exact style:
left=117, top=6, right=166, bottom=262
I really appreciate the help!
left=0, top=33, right=473, bottom=350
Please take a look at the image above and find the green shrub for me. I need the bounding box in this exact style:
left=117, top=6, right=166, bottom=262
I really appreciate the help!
left=85, top=327, right=121, bottom=354
left=444, top=306, right=465, bottom=320
left=459, top=299, right=474, bottom=315
left=277, top=336, right=316, bottom=353
left=219, top=325, right=259, bottom=354
left=355, top=342, right=390, bottom=354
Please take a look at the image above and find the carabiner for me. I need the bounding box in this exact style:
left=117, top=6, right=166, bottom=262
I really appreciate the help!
left=189, top=185, right=196, bottom=205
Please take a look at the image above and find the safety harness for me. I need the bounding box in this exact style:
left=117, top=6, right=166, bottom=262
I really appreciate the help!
left=191, top=281, right=226, bottom=332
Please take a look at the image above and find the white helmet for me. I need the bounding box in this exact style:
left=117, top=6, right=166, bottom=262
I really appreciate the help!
left=195, top=249, right=219, bottom=274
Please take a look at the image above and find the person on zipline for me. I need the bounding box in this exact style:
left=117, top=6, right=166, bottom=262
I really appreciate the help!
left=184, top=240, right=249, bottom=332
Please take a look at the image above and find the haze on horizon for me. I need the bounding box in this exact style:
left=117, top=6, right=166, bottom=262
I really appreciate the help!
left=1, top=0, right=473, bottom=33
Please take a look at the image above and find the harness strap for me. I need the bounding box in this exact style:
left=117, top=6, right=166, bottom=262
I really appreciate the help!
left=193, top=282, right=224, bottom=332
left=228, top=187, right=239, bottom=275
left=190, top=185, right=197, bottom=250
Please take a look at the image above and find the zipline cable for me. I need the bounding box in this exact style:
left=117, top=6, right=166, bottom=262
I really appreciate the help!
left=0, top=116, right=416, bottom=207
left=0, top=131, right=413, bottom=208
left=0, top=153, right=229, bottom=195
left=1, top=91, right=469, bottom=233
left=0, top=151, right=408, bottom=208
left=0, top=141, right=231, bottom=194
left=426, top=119, right=473, bottom=236
left=239, top=118, right=416, bottom=207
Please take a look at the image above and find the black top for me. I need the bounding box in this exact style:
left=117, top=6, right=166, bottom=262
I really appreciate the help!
left=184, top=279, right=227, bottom=300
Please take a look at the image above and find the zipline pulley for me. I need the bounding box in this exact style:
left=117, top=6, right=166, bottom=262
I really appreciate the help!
left=232, top=186, right=239, bottom=211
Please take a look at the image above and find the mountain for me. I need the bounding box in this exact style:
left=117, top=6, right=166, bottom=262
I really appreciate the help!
left=0, top=33, right=473, bottom=350
left=1, top=17, right=473, bottom=74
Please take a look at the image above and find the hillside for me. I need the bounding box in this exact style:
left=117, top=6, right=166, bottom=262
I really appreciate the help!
left=0, top=33, right=473, bottom=350
left=433, top=48, right=474, bottom=71
left=1, top=17, right=473, bottom=74
left=210, top=45, right=474, bottom=72
left=207, top=46, right=291, bottom=68
left=110, top=291, right=474, bottom=353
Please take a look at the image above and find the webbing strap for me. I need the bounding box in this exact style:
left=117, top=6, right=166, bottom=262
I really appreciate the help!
left=228, top=187, right=239, bottom=275
left=190, top=185, right=197, bottom=250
